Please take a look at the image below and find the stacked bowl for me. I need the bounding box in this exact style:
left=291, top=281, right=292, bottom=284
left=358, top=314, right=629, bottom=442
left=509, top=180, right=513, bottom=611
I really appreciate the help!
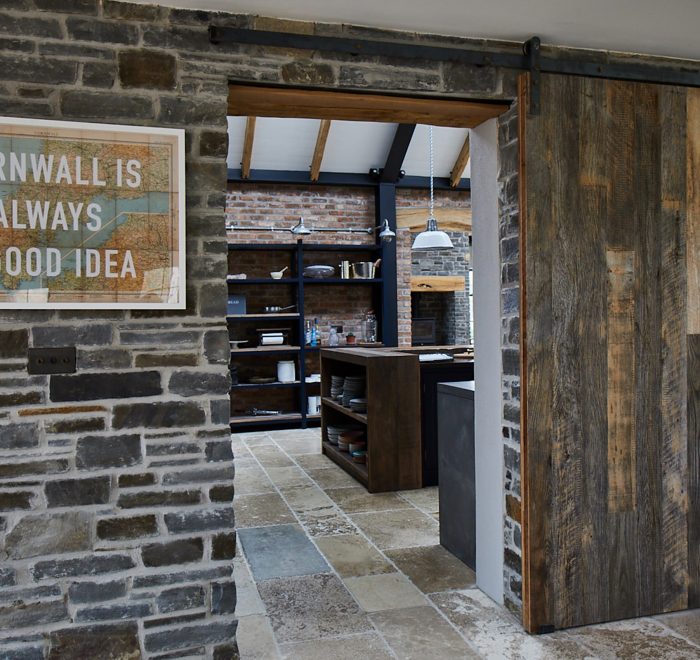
left=342, top=376, right=365, bottom=407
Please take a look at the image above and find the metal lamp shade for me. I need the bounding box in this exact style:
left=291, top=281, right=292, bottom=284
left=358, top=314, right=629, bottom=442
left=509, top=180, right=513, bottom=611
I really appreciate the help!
left=411, top=216, right=454, bottom=251
left=290, top=218, right=311, bottom=235
left=378, top=219, right=396, bottom=242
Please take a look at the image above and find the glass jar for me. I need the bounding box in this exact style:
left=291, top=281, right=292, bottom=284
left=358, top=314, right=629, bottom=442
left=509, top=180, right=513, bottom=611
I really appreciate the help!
left=364, top=310, right=377, bottom=342
left=328, top=326, right=339, bottom=346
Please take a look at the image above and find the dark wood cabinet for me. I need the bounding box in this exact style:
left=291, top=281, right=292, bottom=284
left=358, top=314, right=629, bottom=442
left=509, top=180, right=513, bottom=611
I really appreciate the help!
left=320, top=348, right=422, bottom=493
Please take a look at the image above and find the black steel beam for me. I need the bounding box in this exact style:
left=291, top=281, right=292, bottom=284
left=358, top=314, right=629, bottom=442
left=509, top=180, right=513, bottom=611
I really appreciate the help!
left=209, top=26, right=700, bottom=90
left=380, top=124, right=416, bottom=183
left=376, top=183, right=398, bottom=347
left=227, top=169, right=470, bottom=191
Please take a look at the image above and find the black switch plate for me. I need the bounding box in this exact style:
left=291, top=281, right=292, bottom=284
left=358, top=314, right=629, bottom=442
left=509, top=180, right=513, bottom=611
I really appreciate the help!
left=28, top=347, right=77, bottom=375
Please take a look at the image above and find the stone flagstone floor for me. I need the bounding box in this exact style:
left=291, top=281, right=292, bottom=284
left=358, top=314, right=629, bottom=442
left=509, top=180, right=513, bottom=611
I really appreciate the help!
left=233, top=428, right=700, bottom=659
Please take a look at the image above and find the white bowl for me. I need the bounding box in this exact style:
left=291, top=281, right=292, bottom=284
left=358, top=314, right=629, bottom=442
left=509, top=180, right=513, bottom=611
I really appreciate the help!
left=270, top=271, right=283, bottom=279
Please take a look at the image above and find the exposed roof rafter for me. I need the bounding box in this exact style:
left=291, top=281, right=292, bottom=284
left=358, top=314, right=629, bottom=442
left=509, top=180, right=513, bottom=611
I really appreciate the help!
left=380, top=123, right=416, bottom=183
left=310, top=119, right=331, bottom=182
left=241, top=116, right=256, bottom=179
left=450, top=133, right=470, bottom=188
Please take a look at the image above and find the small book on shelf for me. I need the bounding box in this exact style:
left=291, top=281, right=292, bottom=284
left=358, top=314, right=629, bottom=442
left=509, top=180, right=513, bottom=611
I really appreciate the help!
left=227, top=295, right=246, bottom=316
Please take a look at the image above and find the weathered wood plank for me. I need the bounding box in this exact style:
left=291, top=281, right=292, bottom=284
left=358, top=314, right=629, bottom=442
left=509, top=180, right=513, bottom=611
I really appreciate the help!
left=659, top=85, right=689, bottom=613
left=549, top=73, right=585, bottom=629
left=688, top=334, right=700, bottom=608
left=577, top=76, right=610, bottom=626
left=632, top=82, right=663, bottom=617
left=521, top=72, right=554, bottom=633
left=606, top=81, right=636, bottom=248
left=410, top=275, right=465, bottom=292
left=604, top=78, right=640, bottom=623
left=687, top=89, right=700, bottom=334
left=606, top=249, right=636, bottom=512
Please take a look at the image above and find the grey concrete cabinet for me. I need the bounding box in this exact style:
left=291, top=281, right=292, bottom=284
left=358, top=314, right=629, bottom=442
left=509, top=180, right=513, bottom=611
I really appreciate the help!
left=437, top=380, right=476, bottom=569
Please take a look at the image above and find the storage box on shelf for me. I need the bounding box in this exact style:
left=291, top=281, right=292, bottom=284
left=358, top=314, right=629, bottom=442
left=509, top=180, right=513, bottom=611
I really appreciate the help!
left=320, top=347, right=421, bottom=493
left=228, top=240, right=391, bottom=431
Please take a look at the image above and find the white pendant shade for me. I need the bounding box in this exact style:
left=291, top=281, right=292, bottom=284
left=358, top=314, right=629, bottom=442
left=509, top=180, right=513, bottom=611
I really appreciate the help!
left=412, top=125, right=454, bottom=252
left=411, top=217, right=455, bottom=250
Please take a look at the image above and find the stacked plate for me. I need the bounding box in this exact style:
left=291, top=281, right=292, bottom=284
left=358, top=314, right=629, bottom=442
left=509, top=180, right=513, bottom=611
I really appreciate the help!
left=327, top=423, right=363, bottom=446
left=331, top=375, right=345, bottom=401
left=349, top=398, right=367, bottom=414
left=342, top=376, right=365, bottom=407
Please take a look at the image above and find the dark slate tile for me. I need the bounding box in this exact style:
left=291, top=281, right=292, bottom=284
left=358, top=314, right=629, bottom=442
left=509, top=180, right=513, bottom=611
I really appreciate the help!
left=238, top=524, right=330, bottom=581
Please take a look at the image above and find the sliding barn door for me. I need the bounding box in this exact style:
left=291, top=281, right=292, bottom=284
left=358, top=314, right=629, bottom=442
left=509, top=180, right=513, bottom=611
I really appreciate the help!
left=520, top=73, right=700, bottom=632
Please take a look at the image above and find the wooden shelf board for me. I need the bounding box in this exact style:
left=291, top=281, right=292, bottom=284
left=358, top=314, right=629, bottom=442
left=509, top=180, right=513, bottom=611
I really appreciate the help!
left=322, top=441, right=368, bottom=485
left=227, top=278, right=299, bottom=285
left=230, top=413, right=302, bottom=425
left=228, top=243, right=296, bottom=251
left=232, top=345, right=301, bottom=354
left=231, top=381, right=301, bottom=390
left=303, top=278, right=381, bottom=284
left=228, top=313, right=299, bottom=321
left=321, top=397, right=368, bottom=424
left=302, top=244, right=382, bottom=252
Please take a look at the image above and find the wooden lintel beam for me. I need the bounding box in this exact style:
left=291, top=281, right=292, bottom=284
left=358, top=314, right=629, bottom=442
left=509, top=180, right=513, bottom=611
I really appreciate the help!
left=450, top=133, right=471, bottom=188
left=241, top=116, right=256, bottom=179
left=310, top=119, right=331, bottom=182
left=411, top=275, right=465, bottom=292
left=397, top=207, right=472, bottom=233
left=229, top=85, right=508, bottom=129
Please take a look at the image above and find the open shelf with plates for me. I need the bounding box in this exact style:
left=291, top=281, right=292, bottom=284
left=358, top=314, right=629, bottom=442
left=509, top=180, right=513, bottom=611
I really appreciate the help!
left=320, top=347, right=421, bottom=493
left=227, top=240, right=394, bottom=431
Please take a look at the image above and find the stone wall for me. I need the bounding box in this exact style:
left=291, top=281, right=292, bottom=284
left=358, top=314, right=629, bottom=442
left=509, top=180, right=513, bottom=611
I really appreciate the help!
left=497, top=102, right=522, bottom=614
left=0, top=2, right=235, bottom=657
left=411, top=232, right=471, bottom=345
left=0, top=1, right=519, bottom=654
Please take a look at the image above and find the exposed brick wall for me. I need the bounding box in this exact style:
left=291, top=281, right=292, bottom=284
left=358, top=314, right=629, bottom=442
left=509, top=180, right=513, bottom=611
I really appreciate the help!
left=498, top=102, right=522, bottom=615
left=226, top=184, right=471, bottom=347
left=225, top=183, right=376, bottom=246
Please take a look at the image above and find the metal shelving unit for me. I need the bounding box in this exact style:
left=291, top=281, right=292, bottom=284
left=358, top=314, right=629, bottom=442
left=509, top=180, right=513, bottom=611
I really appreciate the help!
left=228, top=239, right=395, bottom=431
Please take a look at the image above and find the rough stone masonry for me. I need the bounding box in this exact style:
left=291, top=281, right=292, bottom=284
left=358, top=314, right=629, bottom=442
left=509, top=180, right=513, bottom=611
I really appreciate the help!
left=0, top=0, right=527, bottom=656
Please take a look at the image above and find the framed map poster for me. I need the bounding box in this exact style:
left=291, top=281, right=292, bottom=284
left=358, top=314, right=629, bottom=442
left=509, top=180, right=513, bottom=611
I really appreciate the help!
left=0, top=117, right=185, bottom=309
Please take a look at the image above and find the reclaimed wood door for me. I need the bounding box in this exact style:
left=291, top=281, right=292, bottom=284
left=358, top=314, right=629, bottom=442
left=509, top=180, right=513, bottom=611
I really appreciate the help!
left=520, top=73, right=700, bottom=632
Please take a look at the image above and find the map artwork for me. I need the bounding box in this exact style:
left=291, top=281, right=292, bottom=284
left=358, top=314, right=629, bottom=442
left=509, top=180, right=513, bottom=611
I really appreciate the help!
left=0, top=117, right=185, bottom=308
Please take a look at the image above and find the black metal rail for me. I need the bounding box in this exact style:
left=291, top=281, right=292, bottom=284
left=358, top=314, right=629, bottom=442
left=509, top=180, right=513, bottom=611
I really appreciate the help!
left=210, top=26, right=700, bottom=91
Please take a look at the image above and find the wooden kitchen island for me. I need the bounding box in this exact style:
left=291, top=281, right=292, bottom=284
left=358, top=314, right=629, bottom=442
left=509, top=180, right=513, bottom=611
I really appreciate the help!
left=320, top=347, right=473, bottom=492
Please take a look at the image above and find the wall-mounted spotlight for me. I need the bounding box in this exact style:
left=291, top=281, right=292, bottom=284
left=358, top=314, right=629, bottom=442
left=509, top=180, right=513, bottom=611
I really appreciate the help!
left=377, top=219, right=396, bottom=243
left=290, top=218, right=311, bottom=235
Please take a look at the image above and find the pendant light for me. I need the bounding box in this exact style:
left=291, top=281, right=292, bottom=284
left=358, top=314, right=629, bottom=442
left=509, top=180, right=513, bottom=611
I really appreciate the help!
left=412, top=126, right=454, bottom=251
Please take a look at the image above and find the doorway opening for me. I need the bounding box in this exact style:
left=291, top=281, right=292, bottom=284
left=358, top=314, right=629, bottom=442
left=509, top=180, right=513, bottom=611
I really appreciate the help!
left=224, top=83, right=516, bottom=651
